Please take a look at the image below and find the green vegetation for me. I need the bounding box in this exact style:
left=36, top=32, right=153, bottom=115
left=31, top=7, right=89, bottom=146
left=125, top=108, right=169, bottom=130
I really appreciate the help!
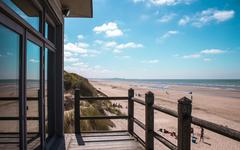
left=64, top=71, right=98, bottom=96
left=64, top=71, right=122, bottom=133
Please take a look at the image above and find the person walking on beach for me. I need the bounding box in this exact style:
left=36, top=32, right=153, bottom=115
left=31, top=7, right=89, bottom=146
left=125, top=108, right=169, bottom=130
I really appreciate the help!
left=199, top=127, right=204, bottom=142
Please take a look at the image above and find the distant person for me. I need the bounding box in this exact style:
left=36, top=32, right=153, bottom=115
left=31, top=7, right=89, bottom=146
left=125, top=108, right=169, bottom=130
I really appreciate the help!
left=191, top=127, right=194, bottom=136
left=189, top=91, right=193, bottom=100
left=165, top=91, right=169, bottom=96
left=191, top=127, right=197, bottom=144
left=199, top=127, right=204, bottom=142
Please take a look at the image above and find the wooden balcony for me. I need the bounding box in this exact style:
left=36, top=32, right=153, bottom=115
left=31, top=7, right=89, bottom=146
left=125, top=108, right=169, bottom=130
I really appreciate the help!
left=70, top=88, right=240, bottom=150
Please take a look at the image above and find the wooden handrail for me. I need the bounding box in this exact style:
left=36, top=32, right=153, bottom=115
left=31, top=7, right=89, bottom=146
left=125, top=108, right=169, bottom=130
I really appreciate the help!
left=74, top=89, right=131, bottom=135
left=153, top=131, right=177, bottom=150
left=153, top=104, right=178, bottom=118
left=132, top=97, right=146, bottom=105
left=74, top=89, right=240, bottom=150
left=79, top=115, right=128, bottom=120
left=133, top=117, right=145, bottom=130
left=79, top=96, right=128, bottom=101
left=132, top=132, right=145, bottom=147
left=192, top=116, right=240, bottom=142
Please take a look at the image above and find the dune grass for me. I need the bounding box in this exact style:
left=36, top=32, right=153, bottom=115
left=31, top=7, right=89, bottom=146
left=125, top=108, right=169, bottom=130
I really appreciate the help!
left=64, top=71, right=122, bottom=133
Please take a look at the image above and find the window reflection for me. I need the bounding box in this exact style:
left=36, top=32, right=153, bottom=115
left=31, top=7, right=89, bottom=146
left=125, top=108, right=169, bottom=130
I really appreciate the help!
left=45, top=21, right=55, bottom=43
left=2, top=0, right=40, bottom=31
left=27, top=41, right=40, bottom=97
left=45, top=48, right=48, bottom=138
left=0, top=24, right=20, bottom=149
left=26, top=40, right=40, bottom=149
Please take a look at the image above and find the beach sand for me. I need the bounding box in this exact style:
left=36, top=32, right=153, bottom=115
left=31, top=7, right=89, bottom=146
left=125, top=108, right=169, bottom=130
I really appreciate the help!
left=91, top=80, right=240, bottom=150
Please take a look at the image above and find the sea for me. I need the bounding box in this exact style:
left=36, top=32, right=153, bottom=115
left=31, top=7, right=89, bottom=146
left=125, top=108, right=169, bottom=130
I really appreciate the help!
left=97, top=79, right=240, bottom=91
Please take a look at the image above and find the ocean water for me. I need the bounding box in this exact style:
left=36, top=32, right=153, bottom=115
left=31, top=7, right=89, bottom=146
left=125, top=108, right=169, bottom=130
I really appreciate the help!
left=101, top=79, right=240, bottom=91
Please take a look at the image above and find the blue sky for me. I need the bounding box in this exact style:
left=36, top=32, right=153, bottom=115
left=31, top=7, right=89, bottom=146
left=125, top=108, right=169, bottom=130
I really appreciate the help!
left=64, top=0, right=240, bottom=79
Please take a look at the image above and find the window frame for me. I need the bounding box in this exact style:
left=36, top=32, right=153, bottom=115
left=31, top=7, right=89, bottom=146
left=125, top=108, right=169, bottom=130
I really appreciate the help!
left=0, top=0, right=60, bottom=149
left=0, top=9, right=25, bottom=150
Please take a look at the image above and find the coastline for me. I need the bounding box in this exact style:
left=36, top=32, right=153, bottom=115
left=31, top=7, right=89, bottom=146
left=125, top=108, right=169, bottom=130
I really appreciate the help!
left=90, top=79, right=240, bottom=150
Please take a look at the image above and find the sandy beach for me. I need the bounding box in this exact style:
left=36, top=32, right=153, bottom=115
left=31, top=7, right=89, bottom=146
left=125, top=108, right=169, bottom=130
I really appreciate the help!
left=90, top=80, right=240, bottom=150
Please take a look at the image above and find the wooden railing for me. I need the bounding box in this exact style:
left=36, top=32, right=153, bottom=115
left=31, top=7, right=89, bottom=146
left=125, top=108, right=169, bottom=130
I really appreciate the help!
left=74, top=88, right=240, bottom=150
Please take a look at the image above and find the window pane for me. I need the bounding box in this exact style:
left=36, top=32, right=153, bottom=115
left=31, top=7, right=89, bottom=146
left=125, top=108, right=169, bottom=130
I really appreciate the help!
left=45, top=22, right=55, bottom=43
left=0, top=24, right=20, bottom=149
left=26, top=40, right=40, bottom=149
left=45, top=48, right=48, bottom=138
left=27, top=41, right=40, bottom=98
left=2, top=0, right=40, bottom=31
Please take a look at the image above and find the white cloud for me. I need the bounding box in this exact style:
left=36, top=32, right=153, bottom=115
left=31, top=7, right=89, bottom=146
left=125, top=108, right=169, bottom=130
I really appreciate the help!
left=77, top=42, right=89, bottom=48
left=64, top=34, right=68, bottom=43
left=179, top=9, right=235, bottom=27
left=142, top=59, right=159, bottom=64
left=105, top=41, right=118, bottom=48
left=64, top=51, right=73, bottom=57
left=150, top=0, right=177, bottom=6
left=64, top=36, right=101, bottom=58
left=93, top=22, right=123, bottom=37
left=161, top=30, right=179, bottom=39
left=148, top=0, right=195, bottom=6
left=94, top=65, right=101, bottom=69
left=200, top=49, right=225, bottom=54
left=113, top=49, right=122, bottom=53
left=116, top=42, right=143, bottom=49
left=72, top=62, right=88, bottom=67
left=97, top=41, right=143, bottom=53
left=157, top=13, right=176, bottom=23
left=65, top=64, right=113, bottom=78
left=178, top=16, right=190, bottom=25
left=115, top=55, right=131, bottom=59
left=77, top=34, right=84, bottom=40
left=94, top=40, right=104, bottom=45
left=182, top=54, right=201, bottom=59
left=64, top=42, right=88, bottom=54
left=213, top=10, right=235, bottom=22
left=64, top=57, right=79, bottom=62
left=181, top=48, right=226, bottom=60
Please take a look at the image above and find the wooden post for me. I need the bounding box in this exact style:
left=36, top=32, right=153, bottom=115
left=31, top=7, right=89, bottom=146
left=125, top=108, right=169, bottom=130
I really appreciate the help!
left=178, top=97, right=192, bottom=150
left=145, top=91, right=154, bottom=150
left=128, top=88, right=134, bottom=135
left=74, top=89, right=80, bottom=134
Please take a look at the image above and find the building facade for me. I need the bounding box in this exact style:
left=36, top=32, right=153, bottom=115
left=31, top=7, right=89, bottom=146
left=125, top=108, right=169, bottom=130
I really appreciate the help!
left=0, top=0, right=92, bottom=149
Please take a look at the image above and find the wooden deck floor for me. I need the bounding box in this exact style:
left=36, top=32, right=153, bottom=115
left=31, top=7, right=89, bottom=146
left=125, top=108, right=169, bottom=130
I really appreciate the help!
left=64, top=132, right=144, bottom=150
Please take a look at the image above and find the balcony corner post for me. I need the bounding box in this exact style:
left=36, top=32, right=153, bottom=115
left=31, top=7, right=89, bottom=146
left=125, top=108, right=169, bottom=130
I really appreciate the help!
left=177, top=97, right=192, bottom=150
left=145, top=91, right=154, bottom=150
left=128, top=88, right=134, bottom=135
left=74, top=89, right=80, bottom=134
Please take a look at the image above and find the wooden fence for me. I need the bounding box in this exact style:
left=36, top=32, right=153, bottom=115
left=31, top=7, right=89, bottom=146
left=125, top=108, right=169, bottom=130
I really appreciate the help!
left=74, top=88, right=240, bottom=150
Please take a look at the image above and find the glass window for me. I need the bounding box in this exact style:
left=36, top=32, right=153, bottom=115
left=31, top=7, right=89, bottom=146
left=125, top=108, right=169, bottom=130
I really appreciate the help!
left=26, top=40, right=40, bottom=149
left=45, top=48, right=48, bottom=138
left=2, top=0, right=40, bottom=31
left=0, top=24, right=20, bottom=149
left=45, top=21, right=55, bottom=43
